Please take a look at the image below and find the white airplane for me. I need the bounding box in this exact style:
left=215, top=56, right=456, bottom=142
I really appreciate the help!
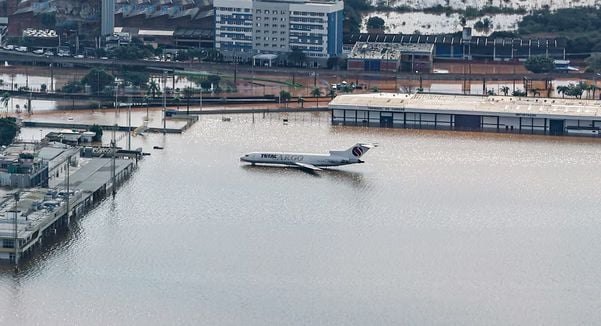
left=240, top=143, right=377, bottom=172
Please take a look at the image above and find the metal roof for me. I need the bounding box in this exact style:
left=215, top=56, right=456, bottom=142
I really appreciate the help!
left=330, top=93, right=601, bottom=120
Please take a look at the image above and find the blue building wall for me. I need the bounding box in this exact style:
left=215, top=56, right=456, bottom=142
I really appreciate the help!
left=327, top=10, right=343, bottom=56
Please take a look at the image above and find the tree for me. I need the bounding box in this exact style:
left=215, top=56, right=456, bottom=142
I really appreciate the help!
left=279, top=90, right=292, bottom=108
left=40, top=83, right=47, bottom=93
left=556, top=85, right=568, bottom=98
left=500, top=86, right=510, bottom=96
left=512, top=89, right=527, bottom=97
left=1, top=92, right=10, bottom=115
left=0, top=117, right=18, bottom=145
left=62, top=81, right=83, bottom=93
left=288, top=48, right=307, bottom=67
left=183, top=86, right=195, bottom=114
left=122, top=71, right=150, bottom=88
left=89, top=125, right=103, bottom=142
left=298, top=96, right=305, bottom=108
left=147, top=80, right=160, bottom=98
left=524, top=55, right=554, bottom=73
left=328, top=88, right=336, bottom=99
left=585, top=53, right=601, bottom=73
left=81, top=68, right=114, bottom=94
left=366, top=16, right=385, bottom=30
left=311, top=87, right=322, bottom=108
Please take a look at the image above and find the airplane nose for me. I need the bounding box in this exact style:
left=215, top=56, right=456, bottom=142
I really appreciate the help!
left=240, top=157, right=247, bottom=162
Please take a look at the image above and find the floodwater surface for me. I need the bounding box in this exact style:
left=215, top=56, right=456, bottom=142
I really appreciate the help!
left=2, top=113, right=601, bottom=325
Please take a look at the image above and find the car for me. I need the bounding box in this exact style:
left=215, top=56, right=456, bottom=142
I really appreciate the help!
left=33, top=49, right=44, bottom=55
left=100, top=56, right=108, bottom=60
left=44, top=51, right=55, bottom=56
left=3, top=45, right=14, bottom=50
left=331, top=84, right=337, bottom=90
left=74, top=54, right=84, bottom=59
left=15, top=46, right=28, bottom=52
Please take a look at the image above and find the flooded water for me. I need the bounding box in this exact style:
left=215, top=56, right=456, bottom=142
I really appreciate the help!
left=2, top=113, right=601, bottom=325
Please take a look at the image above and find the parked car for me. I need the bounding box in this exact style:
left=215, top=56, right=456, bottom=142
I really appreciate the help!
left=15, top=46, right=28, bottom=52
left=3, top=45, right=14, bottom=50
left=33, top=49, right=44, bottom=55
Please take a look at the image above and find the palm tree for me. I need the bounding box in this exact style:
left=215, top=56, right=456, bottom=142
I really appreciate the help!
left=298, top=96, right=304, bottom=108
left=183, top=86, right=194, bottom=114
left=147, top=80, right=160, bottom=98
left=556, top=85, right=568, bottom=98
left=590, top=84, right=598, bottom=99
left=311, top=87, right=322, bottom=108
left=500, top=86, right=510, bottom=96
left=1, top=92, right=10, bottom=116
left=328, top=88, right=336, bottom=99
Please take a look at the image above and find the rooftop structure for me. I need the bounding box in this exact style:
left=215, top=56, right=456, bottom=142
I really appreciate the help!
left=330, top=93, right=601, bottom=136
left=344, top=33, right=567, bottom=61
left=347, top=42, right=433, bottom=72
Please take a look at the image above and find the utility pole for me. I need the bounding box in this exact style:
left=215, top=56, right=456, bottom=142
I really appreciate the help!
left=13, top=192, right=20, bottom=268
left=127, top=96, right=131, bottom=150
left=111, top=125, right=116, bottom=197
left=65, top=156, right=70, bottom=225
left=163, top=72, right=167, bottom=134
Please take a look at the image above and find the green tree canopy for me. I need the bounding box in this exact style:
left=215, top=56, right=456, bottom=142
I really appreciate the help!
left=524, top=56, right=555, bottom=73
left=0, top=117, right=19, bottom=146
left=122, top=71, right=150, bottom=88
left=89, top=125, right=103, bottom=142
left=61, top=81, right=83, bottom=93
left=81, top=68, right=114, bottom=94
left=288, top=48, right=307, bottom=67
left=366, top=16, right=385, bottom=30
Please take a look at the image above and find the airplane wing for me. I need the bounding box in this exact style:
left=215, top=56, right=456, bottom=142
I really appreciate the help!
left=293, top=162, right=322, bottom=171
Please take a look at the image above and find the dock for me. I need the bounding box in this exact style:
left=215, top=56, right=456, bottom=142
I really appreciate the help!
left=23, top=121, right=187, bottom=134
left=172, top=107, right=329, bottom=116
left=0, top=157, right=135, bottom=263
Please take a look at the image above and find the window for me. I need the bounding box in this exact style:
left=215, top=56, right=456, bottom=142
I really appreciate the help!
left=256, top=9, right=262, bottom=13
left=3, top=239, right=15, bottom=248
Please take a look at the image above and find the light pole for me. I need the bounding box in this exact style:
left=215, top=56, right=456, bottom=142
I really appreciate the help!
left=163, top=71, right=167, bottom=134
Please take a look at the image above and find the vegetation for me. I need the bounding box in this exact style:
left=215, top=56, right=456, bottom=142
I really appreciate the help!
left=89, top=125, right=103, bottom=141
left=1, top=92, right=10, bottom=114
left=585, top=53, right=601, bottom=72
left=0, top=117, right=19, bottom=146
left=518, top=7, right=601, bottom=57
left=81, top=68, right=114, bottom=94
left=108, top=44, right=154, bottom=60
left=366, top=16, right=385, bottom=30
left=146, top=80, right=161, bottom=98
left=311, top=87, right=322, bottom=108
left=40, top=84, right=47, bottom=93
left=524, top=56, right=554, bottom=73
left=121, top=70, right=150, bottom=88
left=344, top=0, right=371, bottom=34
left=287, top=48, right=307, bottom=67
left=183, top=86, right=195, bottom=114
left=473, top=18, right=492, bottom=32
left=279, top=90, right=292, bottom=104
left=61, top=81, right=84, bottom=93
left=500, top=86, right=510, bottom=96
left=512, top=89, right=527, bottom=97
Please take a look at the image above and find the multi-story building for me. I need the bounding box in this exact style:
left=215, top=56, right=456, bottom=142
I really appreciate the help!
left=214, top=0, right=343, bottom=66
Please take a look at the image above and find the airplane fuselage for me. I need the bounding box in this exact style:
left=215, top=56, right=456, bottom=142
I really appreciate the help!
left=240, top=152, right=360, bottom=167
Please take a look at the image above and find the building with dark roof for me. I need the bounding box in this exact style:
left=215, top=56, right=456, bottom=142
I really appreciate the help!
left=344, top=32, right=567, bottom=61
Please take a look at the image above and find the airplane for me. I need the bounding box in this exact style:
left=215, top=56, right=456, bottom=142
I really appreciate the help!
left=240, top=143, right=377, bottom=172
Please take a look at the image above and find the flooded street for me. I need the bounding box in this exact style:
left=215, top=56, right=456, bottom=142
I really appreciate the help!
left=1, top=113, right=601, bottom=325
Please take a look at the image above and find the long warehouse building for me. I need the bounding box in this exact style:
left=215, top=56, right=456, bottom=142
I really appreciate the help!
left=329, top=93, right=601, bottom=137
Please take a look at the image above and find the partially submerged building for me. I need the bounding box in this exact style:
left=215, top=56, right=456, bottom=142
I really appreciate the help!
left=330, top=93, right=601, bottom=137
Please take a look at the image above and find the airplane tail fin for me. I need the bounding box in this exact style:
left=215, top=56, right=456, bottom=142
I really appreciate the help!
left=330, top=143, right=377, bottom=159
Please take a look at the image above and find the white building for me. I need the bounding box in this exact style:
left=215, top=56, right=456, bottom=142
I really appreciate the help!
left=214, top=0, right=344, bottom=65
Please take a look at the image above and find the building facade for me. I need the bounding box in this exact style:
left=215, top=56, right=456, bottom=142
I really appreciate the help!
left=214, top=0, right=343, bottom=65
